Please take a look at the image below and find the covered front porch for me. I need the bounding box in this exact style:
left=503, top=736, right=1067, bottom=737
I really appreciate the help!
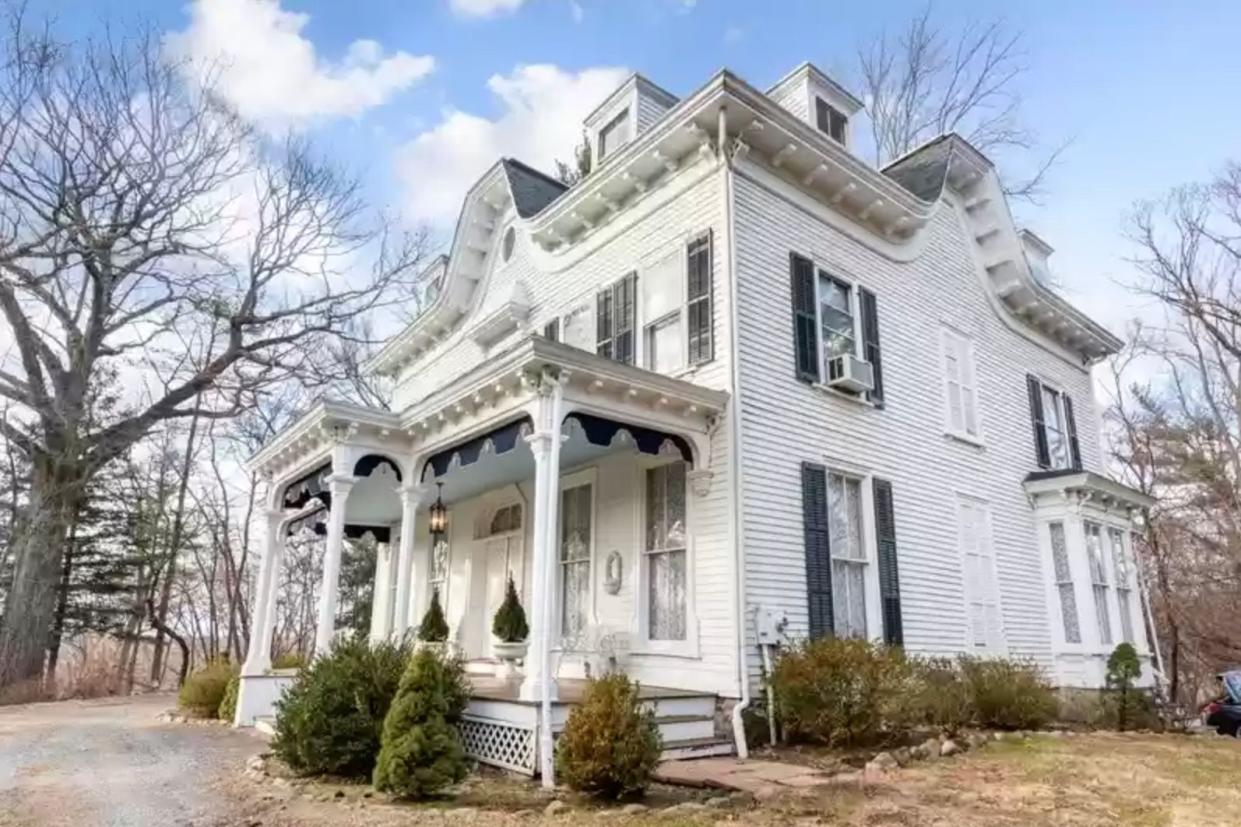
left=236, top=336, right=734, bottom=776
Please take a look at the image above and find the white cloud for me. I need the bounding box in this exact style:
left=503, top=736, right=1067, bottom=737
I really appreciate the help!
left=396, top=64, right=628, bottom=224
left=569, top=1, right=585, bottom=23
left=450, top=0, right=527, bottom=17
left=166, top=0, right=434, bottom=129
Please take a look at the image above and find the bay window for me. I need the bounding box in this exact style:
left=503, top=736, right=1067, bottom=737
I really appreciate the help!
left=644, top=461, right=688, bottom=641
left=1084, top=521, right=1112, bottom=646
left=1048, top=521, right=1081, bottom=644
left=1109, top=527, right=1135, bottom=644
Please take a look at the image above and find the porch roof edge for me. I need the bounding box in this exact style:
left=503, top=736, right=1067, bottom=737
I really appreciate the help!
left=247, top=398, right=401, bottom=476
left=1022, top=469, right=1155, bottom=511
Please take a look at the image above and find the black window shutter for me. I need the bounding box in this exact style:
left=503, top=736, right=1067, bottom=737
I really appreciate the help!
left=1063, top=396, right=1083, bottom=470
left=1026, top=374, right=1051, bottom=469
left=801, top=462, right=834, bottom=639
left=790, top=253, right=819, bottom=383
left=859, top=287, right=884, bottom=406
left=873, top=478, right=903, bottom=646
left=543, top=318, right=560, bottom=342
left=686, top=231, right=713, bottom=365
left=616, top=272, right=637, bottom=365
left=596, top=287, right=614, bottom=359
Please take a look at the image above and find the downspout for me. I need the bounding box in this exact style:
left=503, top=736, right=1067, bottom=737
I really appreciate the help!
left=720, top=103, right=752, bottom=760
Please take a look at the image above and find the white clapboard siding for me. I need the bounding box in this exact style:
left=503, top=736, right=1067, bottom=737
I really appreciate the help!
left=731, top=164, right=1103, bottom=683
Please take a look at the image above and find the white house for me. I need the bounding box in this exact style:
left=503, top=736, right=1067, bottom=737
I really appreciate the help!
left=234, top=62, right=1157, bottom=777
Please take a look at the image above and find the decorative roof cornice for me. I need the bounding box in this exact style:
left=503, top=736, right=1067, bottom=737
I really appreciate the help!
left=247, top=399, right=403, bottom=479
left=1023, top=470, right=1155, bottom=511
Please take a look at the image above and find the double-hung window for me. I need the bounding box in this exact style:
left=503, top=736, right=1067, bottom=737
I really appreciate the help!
left=559, top=483, right=593, bottom=642
left=827, top=471, right=867, bottom=638
left=1109, top=527, right=1135, bottom=644
left=815, top=97, right=848, bottom=144
left=597, top=273, right=637, bottom=364
left=1084, top=521, right=1112, bottom=646
left=597, top=109, right=631, bottom=162
left=644, top=462, right=688, bottom=641
left=1048, top=521, right=1081, bottom=644
left=1026, top=375, right=1082, bottom=470
left=818, top=272, right=857, bottom=380
left=640, top=234, right=714, bottom=375
left=943, top=327, right=980, bottom=439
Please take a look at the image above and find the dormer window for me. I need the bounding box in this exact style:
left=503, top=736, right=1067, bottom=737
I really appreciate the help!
left=597, top=109, right=631, bottom=163
left=815, top=97, right=847, bottom=144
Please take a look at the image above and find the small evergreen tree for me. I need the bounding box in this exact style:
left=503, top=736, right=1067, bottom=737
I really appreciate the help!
left=555, top=131, right=592, bottom=186
left=373, top=647, right=470, bottom=799
left=418, top=589, right=449, bottom=642
left=556, top=673, right=661, bottom=800
left=491, top=577, right=529, bottom=642
left=1105, top=642, right=1143, bottom=731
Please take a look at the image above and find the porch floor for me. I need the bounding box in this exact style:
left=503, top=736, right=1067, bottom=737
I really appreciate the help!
left=467, top=674, right=711, bottom=704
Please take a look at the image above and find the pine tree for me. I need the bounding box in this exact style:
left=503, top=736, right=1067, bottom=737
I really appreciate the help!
left=418, top=589, right=449, bottom=642
left=372, top=647, right=469, bottom=798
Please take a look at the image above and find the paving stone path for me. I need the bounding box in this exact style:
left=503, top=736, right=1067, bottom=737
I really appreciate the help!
left=654, top=757, right=832, bottom=794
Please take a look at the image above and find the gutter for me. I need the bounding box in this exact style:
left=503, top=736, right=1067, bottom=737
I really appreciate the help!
left=720, top=103, right=752, bottom=760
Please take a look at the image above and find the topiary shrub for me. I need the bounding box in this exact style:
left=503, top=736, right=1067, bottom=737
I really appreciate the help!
left=272, top=652, right=307, bottom=670
left=557, top=673, right=662, bottom=800
left=958, top=656, right=1057, bottom=730
left=271, top=637, right=411, bottom=778
left=218, top=672, right=240, bottom=722
left=908, top=656, right=974, bottom=735
left=373, top=647, right=470, bottom=799
left=1104, top=642, right=1145, bottom=731
left=418, top=590, right=449, bottom=643
left=491, top=576, right=529, bottom=643
left=178, top=658, right=238, bottom=719
left=771, top=637, right=911, bottom=747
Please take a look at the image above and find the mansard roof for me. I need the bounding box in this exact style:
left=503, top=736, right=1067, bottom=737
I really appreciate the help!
left=501, top=158, right=567, bottom=218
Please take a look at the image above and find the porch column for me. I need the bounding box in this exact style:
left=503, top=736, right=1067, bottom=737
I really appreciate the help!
left=393, top=483, right=427, bottom=637
left=314, top=474, right=356, bottom=656
left=242, top=508, right=284, bottom=674
left=369, top=539, right=393, bottom=643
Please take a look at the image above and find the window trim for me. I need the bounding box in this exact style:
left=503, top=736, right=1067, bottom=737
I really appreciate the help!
left=1108, top=526, right=1136, bottom=645
left=597, top=107, right=633, bottom=163
left=1083, top=520, right=1113, bottom=648
left=941, top=325, right=983, bottom=445
left=633, top=454, right=699, bottom=657
left=1030, top=375, right=1076, bottom=470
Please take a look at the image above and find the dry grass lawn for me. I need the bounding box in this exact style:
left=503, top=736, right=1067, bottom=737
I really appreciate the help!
left=230, top=732, right=1241, bottom=826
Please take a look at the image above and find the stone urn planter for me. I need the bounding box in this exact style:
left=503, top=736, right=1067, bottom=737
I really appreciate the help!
left=492, top=639, right=528, bottom=681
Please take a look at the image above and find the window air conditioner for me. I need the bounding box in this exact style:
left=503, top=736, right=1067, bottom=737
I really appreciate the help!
left=826, top=354, right=874, bottom=393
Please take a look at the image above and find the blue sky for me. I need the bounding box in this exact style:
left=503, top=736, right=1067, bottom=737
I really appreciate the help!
left=37, top=0, right=1241, bottom=334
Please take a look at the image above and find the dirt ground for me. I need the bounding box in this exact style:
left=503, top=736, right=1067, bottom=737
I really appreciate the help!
left=2, top=695, right=1239, bottom=826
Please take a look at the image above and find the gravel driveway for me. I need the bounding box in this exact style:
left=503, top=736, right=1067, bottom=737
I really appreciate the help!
left=0, top=694, right=266, bottom=827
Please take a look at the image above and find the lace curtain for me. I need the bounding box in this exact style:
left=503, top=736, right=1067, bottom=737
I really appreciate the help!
left=645, top=463, right=687, bottom=641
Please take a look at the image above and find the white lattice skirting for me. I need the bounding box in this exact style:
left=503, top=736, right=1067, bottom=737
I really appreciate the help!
left=459, top=715, right=537, bottom=775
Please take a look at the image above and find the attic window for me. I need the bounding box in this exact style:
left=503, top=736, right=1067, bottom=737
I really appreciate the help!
left=815, top=98, right=847, bottom=144
left=501, top=227, right=516, bottom=262
left=598, top=109, right=631, bottom=162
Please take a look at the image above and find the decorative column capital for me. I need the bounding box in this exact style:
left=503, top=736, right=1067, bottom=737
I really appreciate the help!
left=687, top=469, right=714, bottom=498
left=398, top=482, right=430, bottom=506
left=523, top=431, right=554, bottom=456
left=327, top=473, right=358, bottom=495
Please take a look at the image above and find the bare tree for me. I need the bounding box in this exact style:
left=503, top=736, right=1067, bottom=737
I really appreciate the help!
left=0, top=15, right=426, bottom=688
left=1104, top=163, right=1241, bottom=704
left=857, top=5, right=1067, bottom=201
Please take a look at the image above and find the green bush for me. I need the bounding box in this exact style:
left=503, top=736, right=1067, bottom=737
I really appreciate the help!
left=491, top=576, right=529, bottom=643
left=271, top=637, right=412, bottom=778
left=908, top=656, right=974, bottom=734
left=958, top=656, right=1057, bottom=730
left=771, top=638, right=910, bottom=747
left=178, top=658, right=238, bottom=719
left=373, top=647, right=470, bottom=799
left=1105, top=643, right=1147, bottom=731
left=418, top=590, right=449, bottom=643
left=272, top=652, right=307, bottom=670
left=557, top=674, right=662, bottom=800
left=218, top=673, right=240, bottom=722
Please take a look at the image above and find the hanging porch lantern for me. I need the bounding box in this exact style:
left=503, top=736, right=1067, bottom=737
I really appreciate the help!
left=428, top=481, right=448, bottom=537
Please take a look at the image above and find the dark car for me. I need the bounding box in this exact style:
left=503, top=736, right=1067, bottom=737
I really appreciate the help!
left=1204, top=701, right=1241, bottom=736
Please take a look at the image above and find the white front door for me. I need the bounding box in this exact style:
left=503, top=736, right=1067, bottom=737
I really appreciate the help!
left=481, top=534, right=523, bottom=658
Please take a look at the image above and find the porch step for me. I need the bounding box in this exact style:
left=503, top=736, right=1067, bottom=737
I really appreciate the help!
left=254, top=715, right=277, bottom=736
left=654, top=713, right=717, bottom=744
left=660, top=737, right=736, bottom=761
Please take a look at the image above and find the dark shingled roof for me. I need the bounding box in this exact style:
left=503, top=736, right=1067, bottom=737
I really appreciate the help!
left=881, top=135, right=952, bottom=203
left=502, top=158, right=569, bottom=218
